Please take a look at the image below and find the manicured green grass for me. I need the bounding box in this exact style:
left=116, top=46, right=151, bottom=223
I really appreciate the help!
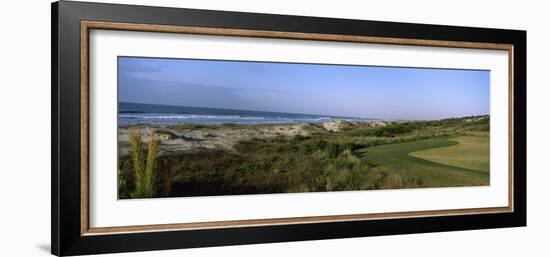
left=409, top=136, right=489, bottom=172
left=356, top=137, right=489, bottom=188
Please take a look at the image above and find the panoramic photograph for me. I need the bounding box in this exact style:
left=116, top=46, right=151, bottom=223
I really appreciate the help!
left=117, top=56, right=490, bottom=199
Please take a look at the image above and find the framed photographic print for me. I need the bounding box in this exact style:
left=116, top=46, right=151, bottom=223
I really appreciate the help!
left=51, top=1, right=526, bottom=256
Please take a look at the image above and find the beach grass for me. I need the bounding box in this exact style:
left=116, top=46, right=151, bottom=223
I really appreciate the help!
left=123, top=133, right=160, bottom=199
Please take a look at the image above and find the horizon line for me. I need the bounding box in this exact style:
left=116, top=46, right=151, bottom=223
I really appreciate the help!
left=118, top=101, right=489, bottom=121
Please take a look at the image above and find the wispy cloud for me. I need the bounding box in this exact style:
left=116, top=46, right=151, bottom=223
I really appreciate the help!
left=118, top=58, right=164, bottom=73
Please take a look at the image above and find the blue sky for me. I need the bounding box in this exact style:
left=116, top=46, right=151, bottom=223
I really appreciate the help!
left=118, top=57, right=490, bottom=120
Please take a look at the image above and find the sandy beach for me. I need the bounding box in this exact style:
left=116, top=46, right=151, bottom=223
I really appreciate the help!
left=118, top=120, right=388, bottom=156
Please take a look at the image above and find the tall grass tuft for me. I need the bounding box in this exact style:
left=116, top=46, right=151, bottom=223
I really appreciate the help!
left=145, top=135, right=160, bottom=195
left=130, top=132, right=160, bottom=198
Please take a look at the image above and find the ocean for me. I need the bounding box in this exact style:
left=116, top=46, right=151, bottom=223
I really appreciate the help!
left=119, top=102, right=373, bottom=126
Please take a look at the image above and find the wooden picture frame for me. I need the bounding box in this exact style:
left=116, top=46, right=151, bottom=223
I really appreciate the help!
left=52, top=1, right=526, bottom=256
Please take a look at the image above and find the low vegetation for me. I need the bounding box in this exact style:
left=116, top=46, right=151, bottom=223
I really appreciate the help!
left=118, top=115, right=490, bottom=198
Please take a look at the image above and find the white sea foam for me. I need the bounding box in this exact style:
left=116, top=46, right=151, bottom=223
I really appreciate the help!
left=119, top=114, right=266, bottom=120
